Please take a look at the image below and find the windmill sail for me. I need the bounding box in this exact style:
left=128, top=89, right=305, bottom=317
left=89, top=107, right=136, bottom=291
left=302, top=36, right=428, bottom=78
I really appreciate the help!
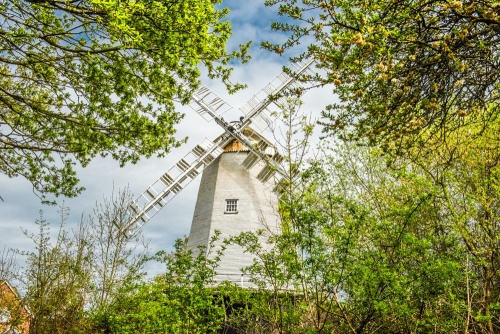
left=126, top=59, right=315, bottom=233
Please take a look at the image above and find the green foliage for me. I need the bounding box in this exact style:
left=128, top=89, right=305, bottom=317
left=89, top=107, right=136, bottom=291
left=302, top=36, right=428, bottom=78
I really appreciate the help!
left=0, top=0, right=249, bottom=198
left=221, top=280, right=305, bottom=334
left=263, top=0, right=500, bottom=153
left=105, top=237, right=226, bottom=334
left=230, top=232, right=307, bottom=333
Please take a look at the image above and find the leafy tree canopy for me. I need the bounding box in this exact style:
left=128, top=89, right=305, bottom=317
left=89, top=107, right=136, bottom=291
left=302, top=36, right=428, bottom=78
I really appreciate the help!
left=264, top=0, right=500, bottom=153
left=0, top=0, right=249, bottom=198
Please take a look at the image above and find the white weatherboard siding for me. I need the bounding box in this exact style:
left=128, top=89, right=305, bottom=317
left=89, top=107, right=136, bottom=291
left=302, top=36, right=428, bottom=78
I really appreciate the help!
left=187, top=151, right=280, bottom=286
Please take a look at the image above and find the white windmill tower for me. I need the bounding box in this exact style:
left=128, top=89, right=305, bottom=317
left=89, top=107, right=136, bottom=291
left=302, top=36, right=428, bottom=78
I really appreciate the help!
left=187, top=127, right=281, bottom=285
left=123, top=59, right=315, bottom=285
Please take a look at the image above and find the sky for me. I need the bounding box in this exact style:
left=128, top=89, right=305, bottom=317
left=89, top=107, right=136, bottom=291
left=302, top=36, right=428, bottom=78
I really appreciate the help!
left=0, top=0, right=332, bottom=276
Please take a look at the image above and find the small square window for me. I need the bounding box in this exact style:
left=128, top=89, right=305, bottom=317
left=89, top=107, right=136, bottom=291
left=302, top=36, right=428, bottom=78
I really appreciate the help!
left=225, top=199, right=238, bottom=213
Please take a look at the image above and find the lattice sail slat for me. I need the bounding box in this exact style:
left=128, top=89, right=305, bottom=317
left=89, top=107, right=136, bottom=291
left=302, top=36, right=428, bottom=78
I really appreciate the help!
left=187, top=84, right=233, bottom=122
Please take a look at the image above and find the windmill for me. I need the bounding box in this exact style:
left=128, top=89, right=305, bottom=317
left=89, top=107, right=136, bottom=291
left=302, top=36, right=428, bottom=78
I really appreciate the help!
left=125, top=59, right=315, bottom=284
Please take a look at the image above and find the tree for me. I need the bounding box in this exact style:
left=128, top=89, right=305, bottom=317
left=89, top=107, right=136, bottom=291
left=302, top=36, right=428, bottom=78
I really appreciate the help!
left=263, top=0, right=500, bottom=153
left=261, top=6, right=500, bottom=329
left=316, top=142, right=467, bottom=333
left=85, top=188, right=149, bottom=311
left=0, top=0, right=249, bottom=199
left=406, top=114, right=500, bottom=333
left=22, top=209, right=93, bottom=333
left=19, top=189, right=150, bottom=333
left=280, top=141, right=467, bottom=333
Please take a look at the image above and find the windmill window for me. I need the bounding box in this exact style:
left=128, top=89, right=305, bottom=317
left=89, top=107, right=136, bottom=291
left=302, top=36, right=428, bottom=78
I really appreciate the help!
left=225, top=199, right=238, bottom=214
